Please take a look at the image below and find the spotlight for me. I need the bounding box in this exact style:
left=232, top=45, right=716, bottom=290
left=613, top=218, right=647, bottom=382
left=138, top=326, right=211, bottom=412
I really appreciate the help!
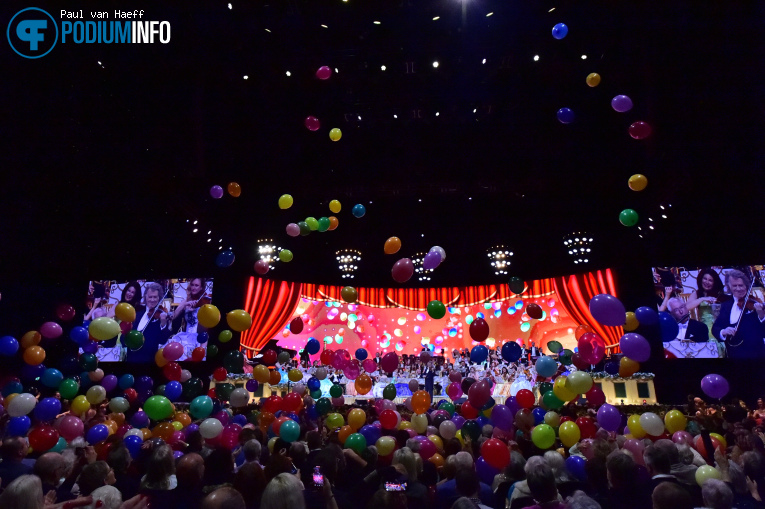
left=487, top=246, right=513, bottom=275
left=336, top=249, right=362, bottom=279
left=562, top=231, right=594, bottom=265
left=257, top=239, right=282, bottom=269
left=413, top=252, right=434, bottom=281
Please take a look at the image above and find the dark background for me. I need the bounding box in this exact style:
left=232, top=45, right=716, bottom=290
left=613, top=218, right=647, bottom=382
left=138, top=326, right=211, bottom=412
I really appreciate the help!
left=1, top=0, right=764, bottom=403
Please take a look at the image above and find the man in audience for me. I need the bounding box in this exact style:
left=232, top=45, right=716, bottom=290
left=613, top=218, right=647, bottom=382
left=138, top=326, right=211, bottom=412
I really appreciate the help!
left=0, top=437, right=33, bottom=488
left=201, top=486, right=246, bottom=509
left=235, top=440, right=262, bottom=473
left=651, top=481, right=693, bottom=509
left=436, top=451, right=493, bottom=509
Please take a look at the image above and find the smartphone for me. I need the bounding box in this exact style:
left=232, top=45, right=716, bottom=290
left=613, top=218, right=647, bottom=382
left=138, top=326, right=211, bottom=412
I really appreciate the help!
left=384, top=482, right=407, bottom=492
left=313, top=466, right=324, bottom=488
left=290, top=462, right=298, bottom=475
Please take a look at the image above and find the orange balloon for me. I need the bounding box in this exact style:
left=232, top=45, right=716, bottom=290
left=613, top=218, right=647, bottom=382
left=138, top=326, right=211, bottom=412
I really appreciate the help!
left=575, top=324, right=594, bottom=340
left=227, top=182, right=241, bottom=197
left=102, top=420, right=118, bottom=435
left=619, top=357, right=640, bottom=377
left=269, top=370, right=282, bottom=386
left=338, top=425, right=353, bottom=444
left=23, top=345, right=46, bottom=365
left=328, top=216, right=339, bottom=231
left=152, top=422, right=175, bottom=441
left=155, top=349, right=168, bottom=367
left=384, top=237, right=402, bottom=255
left=411, top=390, right=432, bottom=414
left=259, top=411, right=276, bottom=432
left=141, top=428, right=152, bottom=440
left=174, top=412, right=192, bottom=428
left=429, top=453, right=445, bottom=468
left=108, top=413, right=125, bottom=426
left=21, top=331, right=42, bottom=349
left=355, top=374, right=372, bottom=395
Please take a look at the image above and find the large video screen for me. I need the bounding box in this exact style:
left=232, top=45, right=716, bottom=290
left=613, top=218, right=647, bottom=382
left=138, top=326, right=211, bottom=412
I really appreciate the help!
left=84, top=278, right=213, bottom=362
left=651, top=266, right=765, bottom=359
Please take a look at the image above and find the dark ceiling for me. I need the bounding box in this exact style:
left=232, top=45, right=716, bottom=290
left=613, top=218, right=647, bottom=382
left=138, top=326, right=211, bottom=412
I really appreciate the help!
left=1, top=0, right=764, bottom=299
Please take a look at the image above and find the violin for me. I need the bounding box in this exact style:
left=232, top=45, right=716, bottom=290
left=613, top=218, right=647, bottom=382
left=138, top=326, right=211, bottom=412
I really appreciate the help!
left=147, top=304, right=168, bottom=321
left=737, top=294, right=765, bottom=312
left=192, top=295, right=212, bottom=308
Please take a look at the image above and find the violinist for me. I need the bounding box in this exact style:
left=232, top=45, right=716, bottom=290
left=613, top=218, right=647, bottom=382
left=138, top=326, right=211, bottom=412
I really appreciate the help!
left=712, top=269, right=765, bottom=359
left=172, top=278, right=210, bottom=334
left=126, top=282, right=171, bottom=362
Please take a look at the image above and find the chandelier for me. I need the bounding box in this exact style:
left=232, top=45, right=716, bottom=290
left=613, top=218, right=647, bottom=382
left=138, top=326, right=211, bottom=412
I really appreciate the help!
left=563, top=232, right=593, bottom=265
left=336, top=249, right=361, bottom=279
left=413, top=252, right=434, bottom=282
left=487, top=245, right=513, bottom=275
left=257, top=239, right=281, bottom=269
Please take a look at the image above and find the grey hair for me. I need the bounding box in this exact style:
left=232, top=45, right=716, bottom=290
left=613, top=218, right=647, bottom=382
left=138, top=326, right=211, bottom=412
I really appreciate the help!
left=144, top=282, right=163, bottom=297
left=725, top=269, right=750, bottom=289
left=392, top=447, right=418, bottom=483
left=701, top=478, right=734, bottom=509
left=405, top=438, right=421, bottom=453
left=675, top=444, right=694, bottom=465
left=243, top=439, right=262, bottom=462
left=727, top=460, right=747, bottom=494
left=450, top=497, right=480, bottom=509
left=87, top=486, right=123, bottom=509
left=454, top=451, right=474, bottom=471
left=566, top=490, right=602, bottom=509
left=525, top=456, right=557, bottom=503
left=261, top=473, right=306, bottom=509
left=544, top=450, right=575, bottom=483
left=0, top=475, right=44, bottom=509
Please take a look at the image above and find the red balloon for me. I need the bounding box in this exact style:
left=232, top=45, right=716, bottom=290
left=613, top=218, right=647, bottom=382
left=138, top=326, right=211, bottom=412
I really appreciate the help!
left=320, top=350, right=333, bottom=366
left=29, top=425, right=60, bottom=452
left=576, top=417, right=597, bottom=439
left=526, top=303, right=543, bottom=320
left=56, top=303, right=77, bottom=321
left=123, top=388, right=137, bottom=403
left=559, top=416, right=573, bottom=424
left=282, top=392, right=302, bottom=413
left=577, top=333, right=606, bottom=365
left=263, top=395, right=284, bottom=414
left=262, top=350, right=278, bottom=366
left=163, top=362, right=182, bottom=381
left=516, top=389, right=535, bottom=409
left=469, top=318, right=490, bottom=342
left=207, top=388, right=217, bottom=399
left=119, top=321, right=133, bottom=335
left=694, top=435, right=721, bottom=460
left=481, top=438, right=511, bottom=469
left=290, top=317, right=304, bottom=335
left=629, top=121, right=652, bottom=140
left=380, top=352, right=399, bottom=373
left=460, top=401, right=479, bottom=419
left=585, top=386, right=606, bottom=407
left=213, top=367, right=228, bottom=382
left=271, top=416, right=289, bottom=435
left=468, top=380, right=491, bottom=409
left=571, top=353, right=590, bottom=371
left=380, top=409, right=398, bottom=430
left=191, top=347, right=206, bottom=362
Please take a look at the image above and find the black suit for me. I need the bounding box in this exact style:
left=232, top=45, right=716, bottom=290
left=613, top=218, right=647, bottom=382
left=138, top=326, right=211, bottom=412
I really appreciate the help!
left=712, top=300, right=765, bottom=358
left=678, top=319, right=710, bottom=342
left=126, top=307, right=171, bottom=362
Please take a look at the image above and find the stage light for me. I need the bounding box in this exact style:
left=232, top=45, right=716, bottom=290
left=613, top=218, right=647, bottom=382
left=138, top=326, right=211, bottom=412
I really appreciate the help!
left=473, top=108, right=477, bottom=113
left=227, top=3, right=232, bottom=9
left=563, top=231, right=593, bottom=265
left=662, top=214, right=667, bottom=218
left=286, top=71, right=291, bottom=76
left=486, top=12, right=494, bottom=17
left=482, top=58, right=486, bottom=64
left=243, top=75, right=248, bottom=80
left=487, top=245, right=513, bottom=275
left=413, top=252, right=434, bottom=281
left=549, top=7, right=556, bottom=12
left=257, top=239, right=282, bottom=269
left=335, top=68, right=339, bottom=73
left=321, top=24, right=328, bottom=28
left=381, top=65, right=386, bottom=71
left=265, top=29, right=271, bottom=32
left=192, top=228, right=198, bottom=233
left=373, top=21, right=381, bottom=24
left=336, top=249, right=362, bottom=279
left=436, top=112, right=440, bottom=116
left=393, top=114, right=397, bottom=118
left=433, top=16, right=440, bottom=20
left=193, top=220, right=198, bottom=225
left=533, top=55, right=540, bottom=61
left=433, top=61, right=439, bottom=68
left=581, top=55, right=587, bottom=59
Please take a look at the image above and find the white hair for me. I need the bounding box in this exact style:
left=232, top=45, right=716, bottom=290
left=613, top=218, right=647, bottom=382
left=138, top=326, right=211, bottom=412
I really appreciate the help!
left=261, top=473, right=306, bottom=509
left=0, top=475, right=44, bottom=509
left=702, top=479, right=734, bottom=509
left=87, top=486, right=123, bottom=509
left=393, top=447, right=418, bottom=483
left=454, top=451, right=474, bottom=472
left=566, top=490, right=602, bottom=509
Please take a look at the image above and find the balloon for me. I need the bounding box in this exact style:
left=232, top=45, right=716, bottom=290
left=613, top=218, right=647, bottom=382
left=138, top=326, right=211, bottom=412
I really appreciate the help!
left=200, top=418, right=223, bottom=439
left=58, top=415, right=85, bottom=441
left=427, top=300, right=446, bottom=319
left=586, top=73, right=601, bottom=87
left=516, top=389, right=535, bottom=409
left=657, top=311, right=679, bottom=342
left=559, top=421, right=581, bottom=448
left=230, top=388, right=250, bottom=407
left=552, top=23, right=568, bottom=39
left=664, top=410, right=687, bottom=434
left=407, top=379, right=419, bottom=393
left=355, top=374, right=372, bottom=395
left=278, top=194, right=293, bottom=209
left=585, top=386, right=606, bottom=407
left=531, top=424, right=556, bottom=449
left=501, top=341, right=522, bottom=362
left=620, top=333, right=650, bottom=362
left=8, top=393, right=36, bottom=417
left=576, top=417, right=597, bottom=440
left=223, top=350, right=245, bottom=373
left=589, top=294, right=626, bottom=327
left=422, top=251, right=442, bottom=271
left=578, top=333, right=606, bottom=364
left=391, top=258, right=414, bottom=283
left=469, top=318, right=490, bottom=342
left=471, top=345, right=488, bottom=364
left=411, top=391, right=431, bottom=414
left=198, top=304, right=221, bottom=328
left=144, top=396, right=173, bottom=421
left=362, top=359, right=377, bottom=373
left=557, top=108, right=575, bottom=124
left=216, top=249, right=236, bottom=267
left=629, top=121, right=652, bottom=140
left=619, top=357, right=640, bottom=377
left=40, top=321, right=63, bottom=339
left=41, top=368, right=64, bottom=388
left=376, top=435, right=395, bottom=456
left=0, top=336, right=19, bottom=356
left=695, top=465, right=722, bottom=487
left=619, top=209, right=639, bottom=227
left=701, top=374, right=729, bottom=399
left=87, top=318, right=120, bottom=341
left=639, top=412, right=664, bottom=436
left=226, top=182, right=241, bottom=197
left=468, top=381, right=492, bottom=409
left=329, top=128, right=342, bottom=141
left=627, top=414, right=646, bottom=439
left=546, top=341, right=563, bottom=354
left=162, top=342, right=184, bottom=362
left=87, top=424, right=109, bottom=445
left=596, top=404, right=622, bottom=432
left=381, top=352, right=399, bottom=373
left=227, top=310, right=252, bottom=332
left=341, top=286, right=358, bottom=303
left=672, top=430, right=693, bottom=447
left=446, top=382, right=463, bottom=401
left=306, top=338, right=321, bottom=355
left=34, top=398, right=61, bottom=421
left=316, top=65, right=332, bottom=80
left=279, top=249, right=293, bottom=262
left=535, top=356, right=558, bottom=378
left=384, top=237, right=402, bottom=255
left=611, top=95, right=633, bottom=113
left=628, top=174, right=648, bottom=192
left=326, top=412, right=345, bottom=430
left=565, top=372, right=593, bottom=395
left=86, top=385, right=107, bottom=405
left=480, top=438, right=510, bottom=469
left=352, top=204, right=366, bottom=218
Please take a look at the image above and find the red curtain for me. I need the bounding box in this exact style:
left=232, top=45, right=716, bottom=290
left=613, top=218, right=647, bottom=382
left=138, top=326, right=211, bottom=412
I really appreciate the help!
left=552, top=269, right=623, bottom=350
left=240, top=277, right=302, bottom=355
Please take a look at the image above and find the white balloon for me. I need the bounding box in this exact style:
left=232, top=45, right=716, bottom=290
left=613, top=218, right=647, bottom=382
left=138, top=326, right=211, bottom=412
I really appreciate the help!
left=229, top=388, right=250, bottom=407
left=639, top=412, right=664, bottom=436
left=8, top=393, right=36, bottom=417
left=293, top=383, right=306, bottom=396
left=199, top=417, right=223, bottom=439
left=124, top=428, right=143, bottom=439
left=315, top=367, right=327, bottom=380
left=180, top=369, right=192, bottom=382
left=439, top=420, right=457, bottom=440
left=429, top=246, right=446, bottom=261
left=109, top=397, right=130, bottom=413
left=412, top=413, right=428, bottom=433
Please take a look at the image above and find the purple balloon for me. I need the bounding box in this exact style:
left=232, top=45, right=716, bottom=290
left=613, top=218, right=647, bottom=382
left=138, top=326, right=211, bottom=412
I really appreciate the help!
left=214, top=410, right=230, bottom=426
left=131, top=411, right=149, bottom=429
left=701, top=373, right=729, bottom=399
left=589, top=294, right=626, bottom=327
left=565, top=455, right=587, bottom=481
left=619, top=333, right=651, bottom=362
left=490, top=404, right=514, bottom=432
left=135, top=376, right=154, bottom=392
left=101, top=374, right=118, bottom=392
left=185, top=423, right=200, bottom=436
left=210, top=185, right=224, bottom=199
left=391, top=258, right=414, bottom=283
left=173, top=450, right=184, bottom=459
left=245, top=379, right=259, bottom=392
left=634, top=306, right=658, bottom=326
left=596, top=403, right=622, bottom=432
left=451, top=414, right=466, bottom=430
left=286, top=223, right=300, bottom=237
left=422, top=251, right=442, bottom=271
left=359, top=424, right=381, bottom=445
left=611, top=95, right=633, bottom=113
left=82, top=341, right=98, bottom=354
left=505, top=396, right=520, bottom=416
left=476, top=456, right=500, bottom=485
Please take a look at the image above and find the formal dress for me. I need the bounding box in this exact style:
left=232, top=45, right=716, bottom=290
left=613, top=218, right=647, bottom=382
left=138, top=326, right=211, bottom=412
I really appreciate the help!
left=126, top=307, right=171, bottom=362
left=676, top=319, right=709, bottom=342
left=712, top=300, right=765, bottom=358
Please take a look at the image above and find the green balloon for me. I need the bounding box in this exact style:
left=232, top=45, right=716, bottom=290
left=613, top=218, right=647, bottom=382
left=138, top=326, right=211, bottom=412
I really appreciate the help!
left=619, top=208, right=639, bottom=227
left=190, top=395, right=213, bottom=419
left=218, top=330, right=233, bottom=343
left=59, top=378, right=79, bottom=400
left=317, top=217, right=330, bottom=232
left=531, top=423, right=556, bottom=449
left=79, top=353, right=98, bottom=372
left=542, top=390, right=564, bottom=410
left=223, top=350, right=244, bottom=373
left=182, top=378, right=205, bottom=400
left=144, top=395, right=173, bottom=421
left=383, top=383, right=397, bottom=401
left=547, top=341, right=563, bottom=354
left=207, top=345, right=219, bottom=358
left=305, top=217, right=319, bottom=231
left=538, top=382, right=553, bottom=396
left=329, top=384, right=343, bottom=398
left=315, top=398, right=332, bottom=416
left=279, top=249, right=294, bottom=263
left=155, top=384, right=166, bottom=396
left=216, top=383, right=235, bottom=401
left=280, top=419, right=300, bottom=442
left=559, top=349, right=574, bottom=365
left=325, top=412, right=344, bottom=430
left=277, top=351, right=291, bottom=365
left=124, top=330, right=144, bottom=350
left=462, top=420, right=481, bottom=441
left=508, top=277, right=525, bottom=294
left=427, top=300, right=446, bottom=319
left=50, top=436, right=67, bottom=453
left=298, top=221, right=311, bottom=236
left=345, top=433, right=367, bottom=454
left=310, top=389, right=323, bottom=400
left=440, top=401, right=456, bottom=417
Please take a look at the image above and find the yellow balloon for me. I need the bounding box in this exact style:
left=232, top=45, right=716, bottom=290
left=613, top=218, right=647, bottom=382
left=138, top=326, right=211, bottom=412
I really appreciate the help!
left=198, top=304, right=221, bottom=328
left=20, top=331, right=41, bottom=349
left=103, top=420, right=118, bottom=435
left=428, top=434, right=444, bottom=451
left=627, top=414, right=646, bottom=439
left=326, top=413, right=345, bottom=430
left=544, top=411, right=560, bottom=428
left=268, top=436, right=278, bottom=453
left=399, top=420, right=413, bottom=430
left=628, top=174, right=648, bottom=192
left=172, top=421, right=184, bottom=431
left=586, top=73, right=601, bottom=87
left=89, top=317, right=121, bottom=341
left=155, top=349, right=168, bottom=368
left=71, top=395, right=90, bottom=415
left=709, top=433, right=727, bottom=450
left=455, top=429, right=464, bottom=446
left=565, top=372, right=593, bottom=394
left=376, top=436, right=396, bottom=456
left=624, top=311, right=639, bottom=331
left=619, top=357, right=640, bottom=377
left=348, top=408, right=366, bottom=431
left=226, top=309, right=252, bottom=332
left=329, top=128, right=342, bottom=141
left=411, top=413, right=428, bottom=434
left=278, top=194, right=293, bottom=209
left=253, top=365, right=270, bottom=384
left=559, top=421, right=581, bottom=448
left=554, top=377, right=578, bottom=402
left=664, top=410, right=687, bottom=434
left=115, top=303, right=136, bottom=322
left=288, top=369, right=303, bottom=382
left=329, top=200, right=342, bottom=213
left=695, top=465, right=722, bottom=487
left=86, top=385, right=106, bottom=405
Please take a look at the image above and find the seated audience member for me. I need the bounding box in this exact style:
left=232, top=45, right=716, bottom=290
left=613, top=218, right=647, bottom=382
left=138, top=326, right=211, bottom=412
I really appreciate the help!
left=454, top=469, right=492, bottom=509
left=236, top=440, right=263, bottom=473
left=604, top=451, right=650, bottom=509
left=509, top=456, right=564, bottom=507
left=78, top=460, right=116, bottom=496
left=524, top=456, right=565, bottom=509
left=392, top=447, right=429, bottom=507
left=87, top=485, right=123, bottom=509
left=201, top=486, right=247, bottom=509
left=436, top=451, right=493, bottom=509
left=0, top=436, right=33, bottom=488
left=34, top=452, right=78, bottom=503
left=233, top=462, right=267, bottom=509
left=107, top=443, right=140, bottom=500
left=174, top=452, right=206, bottom=509
left=261, top=473, right=306, bottom=509
left=204, top=446, right=236, bottom=491
left=701, top=478, right=734, bottom=509
left=565, top=490, right=603, bottom=509
left=651, top=481, right=693, bottom=509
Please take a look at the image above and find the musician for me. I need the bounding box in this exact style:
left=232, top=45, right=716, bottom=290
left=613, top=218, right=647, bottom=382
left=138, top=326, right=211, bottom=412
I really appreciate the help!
left=667, top=298, right=710, bottom=341
left=127, top=282, right=171, bottom=362
left=171, top=278, right=210, bottom=334
left=423, top=361, right=436, bottom=398
left=712, top=270, right=765, bottom=359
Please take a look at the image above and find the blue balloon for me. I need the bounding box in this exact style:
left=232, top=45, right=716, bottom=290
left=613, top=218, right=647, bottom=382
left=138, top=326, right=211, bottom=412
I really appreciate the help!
left=481, top=397, right=496, bottom=411
left=476, top=415, right=490, bottom=428
left=552, top=23, right=568, bottom=39
left=135, top=376, right=154, bottom=392
left=659, top=311, right=679, bottom=342
left=355, top=348, right=368, bottom=361
left=7, top=416, right=31, bottom=436
left=215, top=250, right=236, bottom=268
left=306, top=338, right=321, bottom=355
left=0, top=336, right=19, bottom=356
left=470, top=345, right=489, bottom=364
left=532, top=407, right=546, bottom=425
left=69, top=326, right=89, bottom=344
left=21, top=363, right=46, bottom=382
left=34, top=397, right=62, bottom=421
left=307, top=376, right=321, bottom=392
left=124, top=435, right=143, bottom=458
left=86, top=424, right=109, bottom=445
left=352, top=204, right=366, bottom=218
left=535, top=356, right=558, bottom=378
left=41, top=369, right=64, bottom=388
left=131, top=411, right=150, bottom=429
left=557, top=107, right=575, bottom=124
left=476, top=456, right=500, bottom=485
left=359, top=424, right=381, bottom=445
left=565, top=455, right=587, bottom=481
left=306, top=405, right=318, bottom=421
left=59, top=356, right=80, bottom=376
left=2, top=381, right=23, bottom=397
left=164, top=381, right=182, bottom=401
left=501, top=342, right=522, bottom=362
left=197, top=331, right=209, bottom=344
left=119, top=374, right=135, bottom=390
left=232, top=414, right=248, bottom=426
left=635, top=306, right=659, bottom=326
left=604, top=361, right=620, bottom=375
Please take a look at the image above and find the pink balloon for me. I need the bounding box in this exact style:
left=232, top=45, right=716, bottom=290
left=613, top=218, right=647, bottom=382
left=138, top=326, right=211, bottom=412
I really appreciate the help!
left=58, top=415, right=84, bottom=441
left=449, top=371, right=462, bottom=383
left=380, top=352, right=399, bottom=373
left=404, top=397, right=413, bottom=412
left=254, top=260, right=270, bottom=275
left=672, top=431, right=693, bottom=447
left=447, top=382, right=463, bottom=401
left=418, top=438, right=437, bottom=460
left=316, top=66, right=332, bottom=80
left=406, top=428, right=417, bottom=438
left=382, top=400, right=396, bottom=411
left=391, top=258, right=414, bottom=283
left=374, top=399, right=386, bottom=414
left=169, top=430, right=185, bottom=446
left=40, top=322, right=63, bottom=339
left=304, top=116, right=321, bottom=131
left=362, top=359, right=378, bottom=373
left=163, top=342, right=184, bottom=361
left=623, top=438, right=646, bottom=466
left=286, top=223, right=300, bottom=237
left=293, top=383, right=306, bottom=396
left=332, top=349, right=351, bottom=371
left=345, top=361, right=360, bottom=380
